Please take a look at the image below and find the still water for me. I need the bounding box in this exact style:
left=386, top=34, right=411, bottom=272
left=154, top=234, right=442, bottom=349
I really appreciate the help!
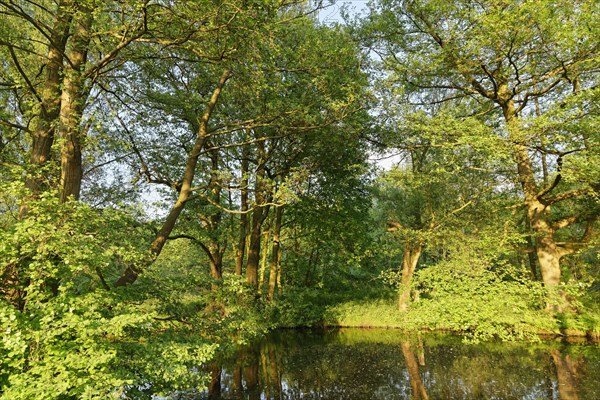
left=201, top=328, right=600, bottom=400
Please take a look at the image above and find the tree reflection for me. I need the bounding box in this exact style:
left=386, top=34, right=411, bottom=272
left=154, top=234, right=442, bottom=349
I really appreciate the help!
left=200, top=330, right=599, bottom=400
left=207, top=364, right=221, bottom=400
left=551, top=349, right=582, bottom=400
left=231, top=365, right=243, bottom=400
left=257, top=342, right=283, bottom=400
left=400, top=340, right=429, bottom=400
left=243, top=348, right=260, bottom=400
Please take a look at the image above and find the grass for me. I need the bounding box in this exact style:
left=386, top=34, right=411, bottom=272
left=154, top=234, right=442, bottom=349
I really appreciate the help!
left=324, top=299, right=407, bottom=328
left=317, top=295, right=600, bottom=342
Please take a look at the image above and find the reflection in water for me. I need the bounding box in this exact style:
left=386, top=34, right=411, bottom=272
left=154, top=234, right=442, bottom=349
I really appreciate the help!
left=234, top=366, right=244, bottom=399
left=551, top=349, right=582, bottom=400
left=401, top=340, right=429, bottom=400
left=199, top=329, right=599, bottom=400
left=207, top=364, right=221, bottom=400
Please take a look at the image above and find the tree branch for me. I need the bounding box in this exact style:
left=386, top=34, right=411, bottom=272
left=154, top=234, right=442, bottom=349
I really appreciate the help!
left=7, top=45, right=42, bottom=104
left=168, top=234, right=216, bottom=266
left=543, top=187, right=590, bottom=205
left=552, top=215, right=578, bottom=231
left=557, top=218, right=597, bottom=257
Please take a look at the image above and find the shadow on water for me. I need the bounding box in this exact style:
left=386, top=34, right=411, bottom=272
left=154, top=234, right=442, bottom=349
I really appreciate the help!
left=198, top=328, right=599, bottom=400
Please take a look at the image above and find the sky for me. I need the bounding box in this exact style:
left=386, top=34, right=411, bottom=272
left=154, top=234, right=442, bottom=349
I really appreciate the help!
left=318, top=1, right=404, bottom=171
left=317, top=0, right=370, bottom=24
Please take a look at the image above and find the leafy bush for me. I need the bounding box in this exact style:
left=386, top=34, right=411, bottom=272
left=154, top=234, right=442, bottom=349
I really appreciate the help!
left=1, top=291, right=217, bottom=399
left=272, top=287, right=331, bottom=327
left=404, top=256, right=557, bottom=342
left=0, top=190, right=219, bottom=398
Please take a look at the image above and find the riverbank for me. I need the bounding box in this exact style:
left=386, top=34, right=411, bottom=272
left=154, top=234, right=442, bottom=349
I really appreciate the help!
left=272, top=289, right=600, bottom=343
left=320, top=299, right=600, bottom=342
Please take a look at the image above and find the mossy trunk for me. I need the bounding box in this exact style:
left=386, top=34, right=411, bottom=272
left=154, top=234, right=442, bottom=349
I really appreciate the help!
left=398, top=239, right=422, bottom=312
left=268, top=206, right=283, bottom=302
left=59, top=8, right=92, bottom=202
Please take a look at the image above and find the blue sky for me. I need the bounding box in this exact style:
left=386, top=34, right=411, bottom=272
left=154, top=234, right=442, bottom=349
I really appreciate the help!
left=318, top=0, right=369, bottom=24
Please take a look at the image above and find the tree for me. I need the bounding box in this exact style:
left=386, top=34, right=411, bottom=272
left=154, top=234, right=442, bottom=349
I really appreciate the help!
left=361, top=0, right=600, bottom=298
left=375, top=108, right=505, bottom=310
left=106, top=14, right=370, bottom=287
left=281, top=130, right=373, bottom=292
left=0, top=0, right=150, bottom=204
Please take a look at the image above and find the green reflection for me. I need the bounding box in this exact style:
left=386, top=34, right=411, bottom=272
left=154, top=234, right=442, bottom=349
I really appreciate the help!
left=205, top=329, right=600, bottom=400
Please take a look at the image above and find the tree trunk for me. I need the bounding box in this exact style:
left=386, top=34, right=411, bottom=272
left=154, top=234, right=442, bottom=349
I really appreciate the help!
left=503, top=98, right=563, bottom=291
left=513, top=139, right=562, bottom=288
left=246, top=208, right=268, bottom=288
left=398, top=239, right=423, bottom=312
left=115, top=69, right=231, bottom=287
left=59, top=6, right=93, bottom=202
left=268, top=206, right=283, bottom=302
left=21, top=1, right=72, bottom=207
left=208, top=241, right=223, bottom=280
left=258, top=228, right=270, bottom=293
left=235, top=144, right=250, bottom=275
left=246, top=225, right=261, bottom=287
left=207, top=149, right=223, bottom=280
left=531, top=211, right=562, bottom=288
left=277, top=252, right=283, bottom=296
left=525, top=215, right=540, bottom=281
left=246, top=140, right=271, bottom=288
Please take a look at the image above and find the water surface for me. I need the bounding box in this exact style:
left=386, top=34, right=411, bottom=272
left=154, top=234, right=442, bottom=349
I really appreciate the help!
left=203, top=328, right=600, bottom=400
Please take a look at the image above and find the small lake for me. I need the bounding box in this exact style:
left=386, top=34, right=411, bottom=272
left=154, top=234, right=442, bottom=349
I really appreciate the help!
left=199, top=328, right=600, bottom=400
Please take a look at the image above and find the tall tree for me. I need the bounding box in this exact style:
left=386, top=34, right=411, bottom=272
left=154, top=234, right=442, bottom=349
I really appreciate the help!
left=0, top=0, right=149, bottom=203
left=361, top=0, right=600, bottom=296
left=108, top=6, right=370, bottom=286
left=377, top=109, right=503, bottom=310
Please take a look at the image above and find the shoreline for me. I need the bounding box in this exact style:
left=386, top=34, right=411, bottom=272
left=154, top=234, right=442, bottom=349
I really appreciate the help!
left=276, top=323, right=600, bottom=343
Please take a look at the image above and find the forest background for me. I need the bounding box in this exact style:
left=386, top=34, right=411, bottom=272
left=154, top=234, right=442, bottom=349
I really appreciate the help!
left=0, top=0, right=599, bottom=398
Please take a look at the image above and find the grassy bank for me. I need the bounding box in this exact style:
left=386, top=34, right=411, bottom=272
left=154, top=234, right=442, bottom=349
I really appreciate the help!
left=321, top=298, right=600, bottom=342
left=271, top=285, right=600, bottom=343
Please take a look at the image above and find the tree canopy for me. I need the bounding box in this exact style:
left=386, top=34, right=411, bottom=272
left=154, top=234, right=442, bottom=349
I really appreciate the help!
left=1, top=0, right=598, bottom=397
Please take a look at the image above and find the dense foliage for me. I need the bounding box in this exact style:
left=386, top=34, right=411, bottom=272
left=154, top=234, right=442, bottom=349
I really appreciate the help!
left=1, top=0, right=598, bottom=397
